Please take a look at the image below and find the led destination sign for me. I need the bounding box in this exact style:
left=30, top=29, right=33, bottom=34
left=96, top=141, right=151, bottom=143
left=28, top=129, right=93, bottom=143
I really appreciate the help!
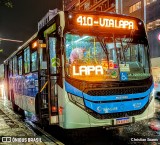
left=76, top=15, right=138, bottom=30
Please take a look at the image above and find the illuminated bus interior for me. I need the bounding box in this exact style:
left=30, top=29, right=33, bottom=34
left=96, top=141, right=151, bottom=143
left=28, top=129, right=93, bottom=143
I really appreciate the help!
left=65, top=33, right=151, bottom=81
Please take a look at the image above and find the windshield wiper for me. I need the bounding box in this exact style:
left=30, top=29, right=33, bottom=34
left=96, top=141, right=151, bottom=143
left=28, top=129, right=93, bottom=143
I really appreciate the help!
left=119, top=38, right=127, bottom=65
left=97, top=36, right=109, bottom=69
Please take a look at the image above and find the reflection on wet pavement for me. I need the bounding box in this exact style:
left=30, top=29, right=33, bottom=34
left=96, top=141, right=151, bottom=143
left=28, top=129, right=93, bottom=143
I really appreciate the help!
left=0, top=95, right=56, bottom=145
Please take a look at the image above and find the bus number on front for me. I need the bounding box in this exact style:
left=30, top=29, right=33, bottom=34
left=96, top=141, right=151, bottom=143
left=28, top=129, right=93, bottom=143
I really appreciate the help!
left=77, top=16, right=93, bottom=26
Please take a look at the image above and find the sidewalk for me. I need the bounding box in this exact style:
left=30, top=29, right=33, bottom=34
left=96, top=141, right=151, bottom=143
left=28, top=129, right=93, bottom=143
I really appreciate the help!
left=0, top=87, right=55, bottom=145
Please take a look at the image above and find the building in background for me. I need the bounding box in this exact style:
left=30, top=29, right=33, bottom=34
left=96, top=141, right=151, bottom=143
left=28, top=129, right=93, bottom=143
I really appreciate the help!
left=64, top=0, right=116, bottom=12
left=122, top=0, right=145, bottom=22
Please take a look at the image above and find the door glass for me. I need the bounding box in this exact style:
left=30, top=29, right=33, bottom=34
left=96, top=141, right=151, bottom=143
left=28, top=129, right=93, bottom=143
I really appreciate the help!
left=49, top=37, right=58, bottom=112
left=49, top=37, right=57, bottom=74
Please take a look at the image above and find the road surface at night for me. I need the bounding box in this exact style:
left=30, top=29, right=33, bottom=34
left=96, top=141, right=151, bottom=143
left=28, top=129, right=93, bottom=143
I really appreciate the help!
left=0, top=85, right=160, bottom=145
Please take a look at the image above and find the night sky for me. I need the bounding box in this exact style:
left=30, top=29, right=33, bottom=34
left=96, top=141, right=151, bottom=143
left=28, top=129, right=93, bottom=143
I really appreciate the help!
left=0, top=0, right=62, bottom=64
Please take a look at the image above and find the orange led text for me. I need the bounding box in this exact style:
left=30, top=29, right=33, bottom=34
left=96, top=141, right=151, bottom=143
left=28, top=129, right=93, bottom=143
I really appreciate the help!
left=77, top=16, right=135, bottom=30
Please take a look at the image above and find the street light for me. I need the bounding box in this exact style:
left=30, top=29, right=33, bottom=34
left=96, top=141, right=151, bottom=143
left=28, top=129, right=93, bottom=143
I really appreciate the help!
left=0, top=37, right=23, bottom=43
left=0, top=37, right=23, bottom=53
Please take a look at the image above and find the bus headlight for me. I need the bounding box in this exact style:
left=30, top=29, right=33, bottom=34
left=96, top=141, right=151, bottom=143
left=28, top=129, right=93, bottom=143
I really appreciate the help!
left=68, top=93, right=85, bottom=109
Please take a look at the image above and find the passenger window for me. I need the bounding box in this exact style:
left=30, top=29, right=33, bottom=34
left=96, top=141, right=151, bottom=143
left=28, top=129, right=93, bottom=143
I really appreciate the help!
left=13, top=56, right=18, bottom=76
left=18, top=56, right=22, bottom=75
left=24, top=47, right=30, bottom=73
left=31, top=51, right=38, bottom=71
left=9, top=60, right=13, bottom=76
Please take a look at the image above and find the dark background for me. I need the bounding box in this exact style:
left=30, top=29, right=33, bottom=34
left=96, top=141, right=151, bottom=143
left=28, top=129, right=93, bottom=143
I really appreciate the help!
left=0, top=0, right=62, bottom=63
left=146, top=0, right=160, bottom=58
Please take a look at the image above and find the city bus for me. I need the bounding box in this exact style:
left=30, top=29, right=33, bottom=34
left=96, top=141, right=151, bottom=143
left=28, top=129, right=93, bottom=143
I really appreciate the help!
left=4, top=9, right=155, bottom=129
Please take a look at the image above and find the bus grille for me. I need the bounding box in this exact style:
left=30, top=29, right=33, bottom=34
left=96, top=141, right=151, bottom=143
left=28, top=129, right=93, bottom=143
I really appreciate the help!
left=87, top=87, right=148, bottom=96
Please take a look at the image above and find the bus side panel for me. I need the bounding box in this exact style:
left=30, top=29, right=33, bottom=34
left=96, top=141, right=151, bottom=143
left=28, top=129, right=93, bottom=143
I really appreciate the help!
left=57, top=85, right=91, bottom=129
left=13, top=73, right=38, bottom=114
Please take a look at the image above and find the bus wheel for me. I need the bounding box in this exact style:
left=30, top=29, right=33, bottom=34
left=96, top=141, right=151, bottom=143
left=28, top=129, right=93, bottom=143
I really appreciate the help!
left=18, top=107, right=25, bottom=118
left=11, top=90, right=18, bottom=112
left=35, top=93, right=41, bottom=123
left=35, top=93, right=40, bottom=116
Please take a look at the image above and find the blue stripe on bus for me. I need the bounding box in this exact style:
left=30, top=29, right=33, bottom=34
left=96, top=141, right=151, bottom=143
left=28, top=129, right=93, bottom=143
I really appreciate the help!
left=65, top=81, right=83, bottom=97
left=84, top=96, right=149, bottom=114
left=15, top=73, right=38, bottom=97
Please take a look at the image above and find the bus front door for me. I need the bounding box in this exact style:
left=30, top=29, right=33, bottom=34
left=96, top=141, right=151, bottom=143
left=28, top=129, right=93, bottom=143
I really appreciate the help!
left=48, top=37, right=59, bottom=125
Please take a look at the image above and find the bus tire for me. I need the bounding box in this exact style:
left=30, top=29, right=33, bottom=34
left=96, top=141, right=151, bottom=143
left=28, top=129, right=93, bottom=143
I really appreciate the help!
left=11, top=90, right=19, bottom=112
left=18, top=107, right=25, bottom=118
left=35, top=93, right=40, bottom=116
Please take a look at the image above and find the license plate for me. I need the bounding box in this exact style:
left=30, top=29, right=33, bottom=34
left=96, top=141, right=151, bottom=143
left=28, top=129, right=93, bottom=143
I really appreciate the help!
left=116, top=117, right=130, bottom=125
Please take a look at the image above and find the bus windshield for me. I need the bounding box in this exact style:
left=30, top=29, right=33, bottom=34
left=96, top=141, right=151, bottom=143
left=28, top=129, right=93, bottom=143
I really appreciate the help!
left=65, top=33, right=151, bottom=82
